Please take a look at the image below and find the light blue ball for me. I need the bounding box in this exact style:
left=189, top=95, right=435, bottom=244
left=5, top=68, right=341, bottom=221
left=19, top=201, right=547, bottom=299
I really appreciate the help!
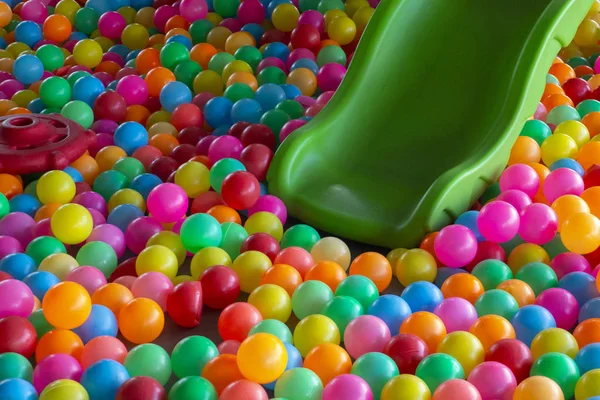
left=73, top=76, right=105, bottom=107
left=8, top=194, right=40, bottom=217
left=255, top=83, right=286, bottom=110
left=13, top=55, right=44, bottom=85
left=401, top=281, right=443, bottom=312
left=74, top=304, right=118, bottom=343
left=511, top=305, right=556, bottom=346
left=113, top=121, right=149, bottom=155
left=14, top=21, right=42, bottom=48
left=368, top=294, right=412, bottom=335
left=204, top=96, right=233, bottom=128
left=0, top=253, right=36, bottom=281
left=23, top=271, right=60, bottom=300
left=81, top=359, right=130, bottom=400
left=231, top=98, right=263, bottom=123
left=0, top=378, right=37, bottom=400
left=160, top=81, right=192, bottom=112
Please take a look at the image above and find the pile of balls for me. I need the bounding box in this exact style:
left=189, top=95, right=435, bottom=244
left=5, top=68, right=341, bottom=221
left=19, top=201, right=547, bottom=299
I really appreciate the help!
left=2, top=0, right=600, bottom=398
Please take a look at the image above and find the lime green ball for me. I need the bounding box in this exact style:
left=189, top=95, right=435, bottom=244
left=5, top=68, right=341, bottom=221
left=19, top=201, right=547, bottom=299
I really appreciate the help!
left=171, top=336, right=218, bottom=379
left=220, top=221, right=248, bottom=260
left=281, top=224, right=320, bottom=251
left=160, top=42, right=190, bottom=70
left=321, top=295, right=363, bottom=336
left=39, top=77, right=71, bottom=109
left=125, top=344, right=172, bottom=386
left=189, top=20, right=214, bottom=44
left=25, top=236, right=66, bottom=265
left=515, top=262, right=558, bottom=296
left=471, top=259, right=513, bottom=290
left=61, top=100, right=94, bottom=129
left=35, top=45, right=65, bottom=71
left=474, top=289, right=519, bottom=320
left=276, top=99, right=305, bottom=119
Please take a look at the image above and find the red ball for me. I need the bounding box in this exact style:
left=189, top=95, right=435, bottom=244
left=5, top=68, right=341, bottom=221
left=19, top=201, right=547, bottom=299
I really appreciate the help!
left=133, top=145, right=163, bottom=170
left=166, top=281, right=203, bottom=328
left=220, top=171, right=260, bottom=210
left=220, top=380, right=268, bottom=400
left=228, top=122, right=252, bottom=139
left=583, top=164, right=600, bottom=189
left=562, top=78, right=591, bottom=105
left=0, top=271, right=12, bottom=281
left=485, top=339, right=532, bottom=383
left=75, top=182, right=92, bottom=195
left=145, top=96, right=162, bottom=113
left=465, top=241, right=506, bottom=272
left=200, top=265, right=241, bottom=309
left=178, top=127, right=208, bottom=145
left=171, top=144, right=197, bottom=165
left=149, top=156, right=179, bottom=182
left=290, top=24, right=320, bottom=50
left=217, top=302, right=262, bottom=342
left=383, top=334, right=429, bottom=375
left=240, top=144, right=273, bottom=181
left=261, top=29, right=290, bottom=45
left=116, top=377, right=167, bottom=400
left=171, top=103, right=204, bottom=131
left=240, top=233, right=280, bottom=262
left=94, top=91, right=127, bottom=122
left=241, top=124, right=276, bottom=150
left=0, top=316, right=37, bottom=358
left=109, top=257, right=138, bottom=282
left=193, top=92, right=215, bottom=110
left=191, top=192, right=224, bottom=214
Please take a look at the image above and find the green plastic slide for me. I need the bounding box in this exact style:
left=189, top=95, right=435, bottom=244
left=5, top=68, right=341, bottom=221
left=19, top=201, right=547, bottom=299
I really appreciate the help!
left=267, top=0, right=593, bottom=248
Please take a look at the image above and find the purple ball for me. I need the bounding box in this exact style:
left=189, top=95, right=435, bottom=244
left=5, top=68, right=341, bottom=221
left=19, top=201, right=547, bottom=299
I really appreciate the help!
left=551, top=252, right=591, bottom=279
left=125, top=216, right=163, bottom=254
left=434, top=224, right=478, bottom=268
left=33, top=354, right=83, bottom=393
left=90, top=120, right=119, bottom=135
left=248, top=195, right=287, bottom=224
left=86, top=224, right=126, bottom=258
left=534, top=288, right=579, bottom=330
left=0, top=212, right=35, bottom=247
left=323, top=374, right=373, bottom=400
left=73, top=192, right=108, bottom=216
left=434, top=297, right=478, bottom=332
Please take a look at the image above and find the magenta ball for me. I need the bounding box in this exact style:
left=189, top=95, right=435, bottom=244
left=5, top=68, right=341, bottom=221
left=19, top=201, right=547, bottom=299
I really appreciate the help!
left=153, top=5, right=178, bottom=32
left=87, top=224, right=126, bottom=258
left=317, top=63, right=346, bottom=92
left=179, top=0, right=208, bottom=22
left=65, top=266, right=108, bottom=296
left=543, top=168, right=584, bottom=204
left=146, top=183, right=189, bottom=223
left=236, top=0, right=264, bottom=25
left=287, top=49, right=315, bottom=69
left=116, top=75, right=148, bottom=106
left=296, top=95, right=316, bottom=109
left=476, top=201, right=520, bottom=243
left=33, top=354, right=82, bottom=393
left=535, top=103, right=548, bottom=121
left=208, top=135, right=243, bottom=163
left=550, top=252, right=591, bottom=279
left=468, top=361, right=517, bottom=400
left=496, top=190, right=532, bottom=214
left=0, top=279, right=34, bottom=318
left=0, top=212, right=35, bottom=247
left=343, top=315, right=391, bottom=359
left=131, top=272, right=174, bottom=311
left=517, top=203, right=558, bottom=245
left=257, top=57, right=287, bottom=74
left=32, top=219, right=53, bottom=240
left=88, top=208, right=107, bottom=227
left=73, top=192, right=108, bottom=216
left=248, top=195, right=287, bottom=224
left=499, top=164, right=540, bottom=198
left=125, top=216, right=163, bottom=254
left=0, top=235, right=23, bottom=259
left=323, top=374, right=373, bottom=400
left=20, top=0, right=48, bottom=23
left=534, top=288, right=578, bottom=330
left=98, top=11, right=126, bottom=39
left=433, top=297, right=478, bottom=333
left=298, top=10, right=324, bottom=33
left=434, top=224, right=478, bottom=268
left=279, top=119, right=306, bottom=143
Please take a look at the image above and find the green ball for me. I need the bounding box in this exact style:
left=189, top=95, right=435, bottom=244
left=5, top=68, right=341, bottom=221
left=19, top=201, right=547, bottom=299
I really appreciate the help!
left=249, top=319, right=293, bottom=343
left=26, top=236, right=66, bottom=265
left=317, top=0, right=345, bottom=13
left=0, top=353, right=32, bottom=382
left=213, top=0, right=240, bottom=18
left=174, top=60, right=202, bottom=88
left=125, top=344, right=172, bottom=386
left=335, top=275, right=379, bottom=310
left=93, top=170, right=129, bottom=202
left=209, top=158, right=246, bottom=193
left=530, top=352, right=580, bottom=399
left=35, top=45, right=64, bottom=71
left=258, top=66, right=287, bottom=85
left=39, top=77, right=71, bottom=109
left=299, top=0, right=319, bottom=11
left=480, top=182, right=501, bottom=205
left=28, top=309, right=54, bottom=338
left=76, top=241, right=118, bottom=278
left=224, top=83, right=255, bottom=102
left=61, top=100, right=94, bottom=129
left=547, top=105, right=581, bottom=126
left=180, top=213, right=223, bottom=253
left=577, top=99, right=600, bottom=118
left=74, top=7, right=99, bottom=35
left=0, top=193, right=8, bottom=218
left=234, top=46, right=262, bottom=72
left=292, top=281, right=333, bottom=320
left=208, top=52, right=235, bottom=75
left=351, top=353, right=399, bottom=399
left=566, top=56, right=589, bottom=68
left=321, top=295, right=364, bottom=337
left=415, top=353, right=465, bottom=393
left=260, top=109, right=291, bottom=136
left=112, top=157, right=145, bottom=182
left=220, top=221, right=249, bottom=260
left=171, top=336, right=218, bottom=379
left=520, top=119, right=551, bottom=146
left=471, top=259, right=513, bottom=290
left=589, top=53, right=600, bottom=66
left=515, top=262, right=558, bottom=296
left=41, top=108, right=61, bottom=115
left=160, top=42, right=190, bottom=71
left=281, top=224, right=320, bottom=251
left=6, top=18, right=18, bottom=32
left=474, top=289, right=519, bottom=320
left=189, top=20, right=214, bottom=44
left=67, top=71, right=91, bottom=87
left=316, top=45, right=347, bottom=67
left=546, top=74, right=560, bottom=85
left=169, top=377, right=217, bottom=400
left=276, top=100, right=305, bottom=119
left=275, top=368, right=323, bottom=400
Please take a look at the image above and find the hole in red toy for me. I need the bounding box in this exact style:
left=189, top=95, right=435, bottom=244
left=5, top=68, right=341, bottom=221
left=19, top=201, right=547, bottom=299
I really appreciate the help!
left=48, top=119, right=67, bottom=129
left=8, top=117, right=34, bottom=127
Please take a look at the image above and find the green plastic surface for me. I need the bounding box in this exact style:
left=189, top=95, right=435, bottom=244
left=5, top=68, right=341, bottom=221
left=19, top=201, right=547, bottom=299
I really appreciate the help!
left=267, top=0, right=593, bottom=248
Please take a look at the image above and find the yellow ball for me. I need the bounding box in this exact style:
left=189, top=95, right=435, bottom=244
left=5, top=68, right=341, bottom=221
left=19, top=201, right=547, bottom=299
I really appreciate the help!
left=135, top=245, right=179, bottom=279
left=575, top=369, right=600, bottom=399
left=12, top=89, right=37, bottom=108
left=541, top=133, right=578, bottom=166
left=574, top=18, right=600, bottom=47
left=38, top=253, right=79, bottom=281
left=108, top=189, right=146, bottom=213
left=146, top=111, right=171, bottom=128
left=36, top=170, right=76, bottom=205
left=324, top=9, right=346, bottom=28
left=40, top=379, right=89, bottom=400
left=386, top=248, right=408, bottom=267
left=395, top=248, right=437, bottom=286
left=554, top=120, right=590, bottom=148
left=135, top=7, right=156, bottom=28
left=293, top=314, right=340, bottom=357
left=222, top=60, right=252, bottom=82
left=507, top=243, right=550, bottom=274
left=232, top=250, right=272, bottom=293
left=381, top=375, right=431, bottom=400
left=147, top=231, right=186, bottom=266
left=175, top=161, right=210, bottom=198
left=94, top=36, right=115, bottom=53
left=190, top=246, right=232, bottom=280
left=244, top=211, right=283, bottom=241
left=6, top=42, right=30, bottom=58
left=50, top=204, right=93, bottom=245
left=206, top=26, right=231, bottom=50
left=530, top=328, right=579, bottom=360
left=73, top=39, right=103, bottom=68
left=147, top=121, right=177, bottom=137
left=205, top=12, right=223, bottom=26
left=328, top=16, right=356, bottom=45
left=310, top=236, right=351, bottom=270
left=121, top=23, right=149, bottom=50
left=436, top=331, right=484, bottom=376
left=237, top=333, right=287, bottom=384
left=118, top=6, right=137, bottom=24
left=272, top=4, right=299, bottom=32
left=561, top=212, right=600, bottom=254
left=172, top=275, right=193, bottom=285
left=344, top=0, right=369, bottom=18
left=55, top=0, right=80, bottom=23
left=248, top=284, right=292, bottom=322
left=514, top=376, right=564, bottom=400
left=193, top=70, right=224, bottom=96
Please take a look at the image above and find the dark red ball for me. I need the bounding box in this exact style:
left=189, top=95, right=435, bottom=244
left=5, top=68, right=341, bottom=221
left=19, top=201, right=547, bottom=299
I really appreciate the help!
left=290, top=24, right=321, bottom=50
left=0, top=316, right=37, bottom=358
left=195, top=136, right=217, bottom=156
left=221, top=171, right=261, bottom=210
left=75, top=182, right=92, bottom=195
left=166, top=281, right=203, bottom=327
left=240, top=144, right=274, bottom=181
left=116, top=377, right=167, bottom=400
left=384, top=334, right=429, bottom=375
left=149, top=156, right=179, bottom=182
left=178, top=127, right=208, bottom=146
left=485, top=339, right=533, bottom=383
left=465, top=241, right=506, bottom=272
left=171, top=144, right=197, bottom=165
left=191, top=192, right=224, bottom=214
left=241, top=233, right=280, bottom=262
left=228, top=121, right=252, bottom=139
left=171, top=103, right=204, bottom=131
left=200, top=265, right=240, bottom=309
left=562, top=78, right=591, bottom=105
left=241, top=124, right=276, bottom=150
left=144, top=96, right=162, bottom=113
left=584, top=164, right=600, bottom=189
left=109, top=257, right=138, bottom=282
left=94, top=91, right=127, bottom=122
left=0, top=271, right=12, bottom=281
left=261, top=29, right=290, bottom=45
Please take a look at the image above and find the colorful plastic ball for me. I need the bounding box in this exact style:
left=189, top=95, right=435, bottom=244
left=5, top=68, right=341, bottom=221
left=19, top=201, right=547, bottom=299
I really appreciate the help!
left=72, top=39, right=103, bottom=68
left=199, top=265, right=239, bottom=309
left=180, top=213, right=222, bottom=253
left=164, top=280, right=202, bottom=327
left=0, top=378, right=37, bottom=400
left=474, top=289, right=518, bottom=321
left=0, top=253, right=35, bottom=281
left=321, top=295, right=363, bottom=337
left=114, top=376, right=168, bottom=400
left=12, top=54, right=43, bottom=85
left=432, top=379, right=481, bottom=400
left=221, top=171, right=260, bottom=210
left=544, top=168, right=584, bottom=204
left=293, top=314, right=340, bottom=357
left=471, top=259, right=513, bottom=290
left=466, top=361, right=516, bottom=400
left=131, top=272, right=173, bottom=311
left=382, top=333, right=429, bottom=376
left=433, top=297, right=478, bottom=333
left=499, top=164, right=540, bottom=198
left=367, top=294, right=412, bottom=336
left=72, top=303, right=117, bottom=344
left=518, top=203, right=558, bottom=245
left=291, top=280, right=333, bottom=320
left=0, top=352, right=32, bottom=382
left=321, top=374, right=372, bottom=400
left=80, top=359, right=130, bottom=400
left=169, top=376, right=218, bottom=400
left=575, top=342, right=600, bottom=375
left=530, top=352, right=579, bottom=399
left=344, top=314, right=390, bottom=359
left=574, top=369, right=600, bottom=400
left=42, top=281, right=91, bottom=330
left=415, top=353, right=464, bottom=393
left=32, top=354, right=82, bottom=394
left=145, top=183, right=188, bottom=224
left=274, top=367, right=322, bottom=400
left=561, top=212, right=600, bottom=254
left=116, top=75, right=148, bottom=106
left=510, top=305, right=556, bottom=346
left=400, top=311, right=447, bottom=354
left=244, top=211, right=284, bottom=242
left=135, top=245, right=178, bottom=279
left=218, top=302, right=262, bottom=342
left=124, top=343, right=171, bottom=386
left=169, top=336, right=216, bottom=380
left=76, top=241, right=118, bottom=278
left=484, top=339, right=532, bottom=383
left=434, top=224, right=478, bottom=267
left=80, top=336, right=127, bottom=369
left=236, top=332, right=287, bottom=384
left=534, top=288, right=578, bottom=330
left=394, top=248, right=437, bottom=286
left=401, top=281, right=444, bottom=313
left=113, top=121, right=149, bottom=156
left=513, top=376, right=564, bottom=400
left=248, top=319, right=293, bottom=344
left=49, top=203, right=92, bottom=245
left=118, top=298, right=164, bottom=344
left=248, top=284, right=292, bottom=322
left=477, top=201, right=520, bottom=243
left=559, top=271, right=599, bottom=309
left=36, top=171, right=75, bottom=205
left=0, top=316, right=37, bottom=359
left=378, top=374, right=429, bottom=400
left=0, top=280, right=33, bottom=320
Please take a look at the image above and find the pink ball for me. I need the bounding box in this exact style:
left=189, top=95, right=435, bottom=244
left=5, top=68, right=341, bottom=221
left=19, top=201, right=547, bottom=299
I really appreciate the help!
left=279, top=119, right=306, bottom=143
left=236, top=0, right=264, bottom=25
left=550, top=252, right=591, bottom=279
left=33, top=354, right=82, bottom=393
left=257, top=57, right=287, bottom=74
left=543, top=168, right=584, bottom=204
left=535, top=102, right=548, bottom=121
left=114, top=275, right=136, bottom=289
left=433, top=379, right=481, bottom=400
left=20, top=0, right=48, bottom=23
left=73, top=192, right=107, bottom=216
left=147, top=183, right=189, bottom=223
left=468, top=361, right=517, bottom=400
left=517, top=203, right=557, bottom=245
left=323, top=374, right=373, bottom=400
left=477, top=201, right=520, bottom=243
left=125, top=216, right=163, bottom=254
left=496, top=190, right=532, bottom=214
left=433, top=297, right=478, bottom=333
left=316, top=91, right=335, bottom=106
left=248, top=195, right=287, bottom=224
left=287, top=48, right=315, bottom=69
left=534, top=288, right=578, bottom=330
left=296, top=95, right=316, bottom=109
left=593, top=264, right=600, bottom=278
left=0, top=235, right=23, bottom=259
left=434, top=224, right=478, bottom=268
left=88, top=208, right=106, bottom=227
left=87, top=224, right=126, bottom=258
left=298, top=10, right=324, bottom=34
left=344, top=315, right=391, bottom=358
left=66, top=266, right=107, bottom=296
left=179, top=0, right=208, bottom=22
left=317, top=63, right=346, bottom=92
left=0, top=212, right=35, bottom=247
left=98, top=11, right=126, bottom=39
left=499, top=164, right=540, bottom=198
left=0, top=279, right=34, bottom=318
left=218, top=340, right=241, bottom=355
left=208, top=135, right=244, bottom=163
left=32, top=219, right=53, bottom=240
left=131, top=272, right=174, bottom=311
left=116, top=75, right=148, bottom=106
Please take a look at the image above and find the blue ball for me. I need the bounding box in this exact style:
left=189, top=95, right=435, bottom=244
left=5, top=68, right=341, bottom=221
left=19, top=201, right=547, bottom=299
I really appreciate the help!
left=0, top=378, right=37, bottom=400
left=550, top=158, right=585, bottom=176
left=74, top=304, right=118, bottom=343
left=291, top=58, right=319, bottom=75
left=241, top=23, right=264, bottom=44
left=231, top=98, right=263, bottom=123
left=63, top=166, right=84, bottom=183
left=28, top=98, right=45, bottom=113
left=107, top=204, right=144, bottom=232
left=14, top=21, right=42, bottom=48
left=130, top=173, right=162, bottom=200
left=69, top=31, right=88, bottom=41
left=13, top=55, right=44, bottom=85
left=255, top=83, right=286, bottom=111
left=433, top=267, right=465, bottom=288
left=114, top=121, right=149, bottom=155
left=263, top=41, right=290, bottom=62
left=401, top=281, right=443, bottom=312
left=8, top=194, right=40, bottom=217
left=511, top=305, right=556, bottom=346
left=86, top=0, right=112, bottom=15
left=0, top=37, right=6, bottom=49
left=106, top=80, right=118, bottom=91
left=126, top=50, right=141, bottom=62
left=0, top=253, right=36, bottom=281
left=109, top=0, right=130, bottom=10
left=280, top=83, right=301, bottom=99
left=166, top=35, right=193, bottom=50
left=266, top=0, right=292, bottom=16
left=575, top=343, right=600, bottom=374
left=23, top=271, right=60, bottom=300
left=108, top=44, right=130, bottom=60
left=129, top=0, right=152, bottom=9
left=558, top=271, right=599, bottom=307
left=81, top=359, right=130, bottom=400
left=579, top=297, right=600, bottom=323
left=212, top=125, right=231, bottom=136
left=263, top=343, right=302, bottom=390
left=73, top=76, right=105, bottom=107
left=160, top=81, right=192, bottom=112
left=455, top=210, right=484, bottom=241
left=368, top=294, right=412, bottom=335
left=260, top=182, right=268, bottom=195
left=204, top=96, right=233, bottom=128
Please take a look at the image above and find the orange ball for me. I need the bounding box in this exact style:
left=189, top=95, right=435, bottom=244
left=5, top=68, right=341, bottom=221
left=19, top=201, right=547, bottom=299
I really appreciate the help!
left=165, top=28, right=190, bottom=42
left=42, top=282, right=91, bottom=330
left=542, top=83, right=565, bottom=100
left=201, top=354, right=245, bottom=395
left=529, top=162, right=551, bottom=204
left=573, top=318, right=600, bottom=347
left=303, top=343, right=351, bottom=385
left=0, top=99, right=17, bottom=116
left=440, top=273, right=484, bottom=304
left=91, top=283, right=133, bottom=316
left=34, top=203, right=61, bottom=222
left=126, top=105, right=151, bottom=125
left=497, top=279, right=535, bottom=308
left=542, top=93, right=574, bottom=111
left=552, top=194, right=591, bottom=229
left=575, top=65, right=595, bottom=77
left=225, top=31, right=256, bottom=54
left=400, top=311, right=447, bottom=353
left=190, top=43, right=218, bottom=70
left=226, top=71, right=258, bottom=91
left=95, top=61, right=120, bottom=76
left=469, top=315, right=516, bottom=352
left=6, top=107, right=30, bottom=115
left=260, top=263, right=303, bottom=297
left=148, top=33, right=165, bottom=47
left=286, top=68, right=317, bottom=96
left=36, top=329, right=84, bottom=362
left=145, top=67, right=176, bottom=97
left=0, top=173, right=22, bottom=199
left=508, top=136, right=541, bottom=165
left=548, top=62, right=576, bottom=84
left=305, top=261, right=347, bottom=292
left=149, top=133, right=179, bottom=155
left=349, top=252, right=392, bottom=291
left=207, top=205, right=241, bottom=224
left=577, top=141, right=600, bottom=171
left=582, top=111, right=600, bottom=138
left=420, top=231, right=441, bottom=266
left=0, top=2, right=12, bottom=28
left=165, top=15, right=188, bottom=31
left=70, top=154, right=99, bottom=185
left=118, top=298, right=164, bottom=344
left=136, top=48, right=161, bottom=74
left=95, top=145, right=127, bottom=172
left=43, top=14, right=72, bottom=42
